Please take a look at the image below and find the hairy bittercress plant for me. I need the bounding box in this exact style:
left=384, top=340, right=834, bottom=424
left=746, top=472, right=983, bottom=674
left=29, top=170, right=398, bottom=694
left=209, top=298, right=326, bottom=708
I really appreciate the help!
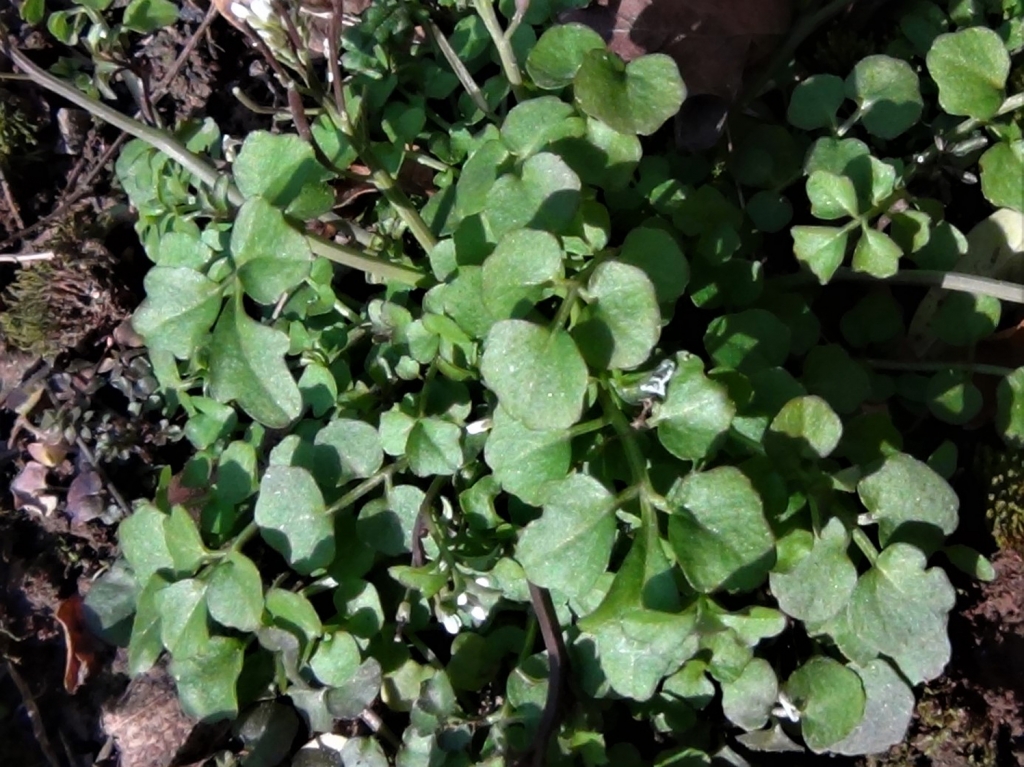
left=66, top=0, right=1024, bottom=764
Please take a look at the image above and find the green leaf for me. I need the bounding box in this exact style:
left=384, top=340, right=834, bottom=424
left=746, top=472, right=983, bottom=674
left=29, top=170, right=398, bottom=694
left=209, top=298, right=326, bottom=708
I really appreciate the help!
left=500, top=96, right=584, bottom=157
left=483, top=406, right=570, bottom=506
left=232, top=131, right=332, bottom=219
left=841, top=290, right=903, bottom=347
left=170, top=636, right=244, bottom=721
left=785, top=657, right=865, bottom=752
left=846, top=543, right=956, bottom=683
left=829, top=660, right=915, bottom=756
left=119, top=503, right=174, bottom=584
left=310, top=631, right=361, bottom=687
left=730, top=125, right=803, bottom=190
left=20, top=0, right=45, bottom=25
left=122, top=0, right=178, bottom=33
left=163, top=506, right=208, bottom=574
left=787, top=74, right=846, bottom=130
left=573, top=50, right=686, bottom=136
left=517, top=474, right=616, bottom=598
left=311, top=114, right=357, bottom=171
left=806, top=171, right=859, bottom=220
left=979, top=140, right=1024, bottom=212
left=997, top=367, right=1024, bottom=446
left=484, top=153, right=581, bottom=239
left=454, top=140, right=511, bottom=222
left=791, top=226, right=849, bottom=284
left=943, top=544, right=996, bottom=582
left=209, top=298, right=301, bottom=429
left=768, top=394, right=843, bottom=459
left=852, top=228, right=902, bottom=278
left=926, top=28, right=1010, bottom=120
left=481, top=320, right=589, bottom=431
left=298, top=364, right=338, bottom=418
left=578, top=530, right=693, bottom=700
left=132, top=267, right=223, bottom=359
left=652, top=355, right=735, bottom=462
left=255, top=466, right=335, bottom=575
left=801, top=344, right=871, bottom=415
left=526, top=23, right=606, bottom=89
left=265, top=587, right=322, bottom=646
left=931, top=291, right=1001, bottom=346
left=704, top=309, right=791, bottom=374
left=231, top=197, right=312, bottom=305
left=857, top=453, right=959, bottom=548
left=83, top=561, right=138, bottom=646
left=206, top=552, right=264, bottom=632
left=926, top=369, right=983, bottom=424
left=617, top=226, right=689, bottom=304
left=573, top=260, right=661, bottom=370
left=721, top=657, right=778, bottom=731
left=155, top=578, right=209, bottom=656
left=747, top=191, right=793, bottom=234
left=845, top=55, right=923, bottom=139
left=481, top=229, right=564, bottom=319
left=406, top=418, right=462, bottom=477
left=313, top=419, right=384, bottom=486
left=668, top=467, right=775, bottom=593
left=128, top=574, right=169, bottom=675
left=555, top=117, right=643, bottom=192
left=770, top=518, right=856, bottom=623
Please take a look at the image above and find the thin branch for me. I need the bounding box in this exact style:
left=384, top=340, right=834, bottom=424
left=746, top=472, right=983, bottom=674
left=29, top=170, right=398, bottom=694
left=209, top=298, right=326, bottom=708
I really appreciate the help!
left=864, top=358, right=1015, bottom=377
left=0, top=251, right=55, bottom=264
left=523, top=583, right=567, bottom=767
left=773, top=266, right=1024, bottom=305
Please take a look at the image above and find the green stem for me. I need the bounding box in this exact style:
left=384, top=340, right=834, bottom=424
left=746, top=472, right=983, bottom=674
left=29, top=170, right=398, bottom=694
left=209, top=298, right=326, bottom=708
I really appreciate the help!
left=566, top=416, right=610, bottom=439
left=864, top=358, right=1015, bottom=377
left=910, top=91, right=1024, bottom=172
left=600, top=387, right=654, bottom=508
left=227, top=521, right=259, bottom=552
left=1, top=37, right=243, bottom=205
left=425, top=18, right=498, bottom=122
left=851, top=527, right=879, bottom=566
left=550, top=284, right=579, bottom=331
left=772, top=266, right=1024, bottom=305
left=325, top=103, right=438, bottom=254
left=473, top=0, right=526, bottom=101
left=308, top=234, right=432, bottom=287
left=326, top=459, right=407, bottom=514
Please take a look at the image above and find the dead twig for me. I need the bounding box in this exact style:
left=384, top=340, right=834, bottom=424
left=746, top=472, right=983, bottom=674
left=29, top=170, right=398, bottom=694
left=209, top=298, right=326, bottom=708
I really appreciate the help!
left=0, top=168, right=25, bottom=230
left=0, top=251, right=55, bottom=264
left=5, top=660, right=63, bottom=767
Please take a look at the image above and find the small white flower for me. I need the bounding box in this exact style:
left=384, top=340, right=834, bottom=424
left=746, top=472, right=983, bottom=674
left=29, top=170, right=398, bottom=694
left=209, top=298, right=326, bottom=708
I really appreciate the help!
left=441, top=613, right=461, bottom=634
left=474, top=576, right=492, bottom=589
left=466, top=418, right=492, bottom=435
left=456, top=592, right=469, bottom=607
left=469, top=604, right=488, bottom=622
left=772, top=692, right=801, bottom=722
left=230, top=2, right=252, bottom=21
left=249, top=0, right=274, bottom=23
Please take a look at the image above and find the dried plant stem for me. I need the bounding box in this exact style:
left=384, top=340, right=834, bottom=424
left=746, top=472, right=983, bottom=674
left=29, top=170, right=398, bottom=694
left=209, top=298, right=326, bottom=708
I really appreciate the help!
left=0, top=251, right=55, bottom=264
left=774, top=267, right=1024, bottom=305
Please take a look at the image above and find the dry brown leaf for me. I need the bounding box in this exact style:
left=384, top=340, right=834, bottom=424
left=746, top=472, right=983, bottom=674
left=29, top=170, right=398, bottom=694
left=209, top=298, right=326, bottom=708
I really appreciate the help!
left=562, top=0, right=792, bottom=100
left=56, top=595, right=99, bottom=694
left=11, top=460, right=58, bottom=515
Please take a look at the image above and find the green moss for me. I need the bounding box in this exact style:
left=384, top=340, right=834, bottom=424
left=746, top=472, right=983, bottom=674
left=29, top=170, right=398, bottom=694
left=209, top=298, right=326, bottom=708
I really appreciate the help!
left=975, top=445, right=1024, bottom=555
left=0, top=238, right=126, bottom=359
left=0, top=90, right=37, bottom=168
